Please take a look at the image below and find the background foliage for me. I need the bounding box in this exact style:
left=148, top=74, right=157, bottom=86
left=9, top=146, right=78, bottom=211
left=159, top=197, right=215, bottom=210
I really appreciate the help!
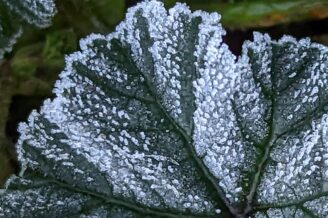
left=1, top=0, right=328, bottom=186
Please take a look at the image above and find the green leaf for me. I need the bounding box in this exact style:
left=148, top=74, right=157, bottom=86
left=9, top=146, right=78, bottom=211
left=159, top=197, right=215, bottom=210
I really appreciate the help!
left=2, top=1, right=328, bottom=217
left=42, top=29, right=77, bottom=68
left=11, top=42, right=43, bottom=79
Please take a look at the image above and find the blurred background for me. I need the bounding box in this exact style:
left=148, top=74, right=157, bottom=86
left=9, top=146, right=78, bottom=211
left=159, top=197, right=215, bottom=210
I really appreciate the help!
left=1, top=0, right=328, bottom=186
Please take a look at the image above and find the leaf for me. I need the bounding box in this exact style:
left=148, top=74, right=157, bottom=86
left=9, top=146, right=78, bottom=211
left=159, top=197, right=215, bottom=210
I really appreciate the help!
left=0, top=171, right=136, bottom=217
left=2, top=0, right=56, bottom=28
left=0, top=0, right=56, bottom=58
left=0, top=1, right=22, bottom=59
left=240, top=33, right=328, bottom=217
left=1, top=1, right=328, bottom=217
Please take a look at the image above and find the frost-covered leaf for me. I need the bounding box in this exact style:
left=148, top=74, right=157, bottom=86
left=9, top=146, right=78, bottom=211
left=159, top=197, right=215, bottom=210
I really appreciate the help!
left=2, top=1, right=328, bottom=217
left=0, top=171, right=137, bottom=218
left=2, top=0, right=56, bottom=27
left=0, top=0, right=56, bottom=58
left=242, top=33, right=328, bottom=217
left=0, top=1, right=22, bottom=59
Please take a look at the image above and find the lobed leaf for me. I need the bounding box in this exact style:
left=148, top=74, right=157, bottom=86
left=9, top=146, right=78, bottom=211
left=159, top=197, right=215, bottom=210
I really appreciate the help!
left=1, top=1, right=328, bottom=217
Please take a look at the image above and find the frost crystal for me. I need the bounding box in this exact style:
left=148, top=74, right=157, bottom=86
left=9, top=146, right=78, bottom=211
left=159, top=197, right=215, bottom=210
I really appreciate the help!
left=2, top=1, right=328, bottom=217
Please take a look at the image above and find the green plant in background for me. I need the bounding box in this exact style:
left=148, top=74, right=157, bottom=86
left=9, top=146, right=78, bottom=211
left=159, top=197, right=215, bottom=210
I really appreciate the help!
left=55, top=0, right=125, bottom=36
left=165, top=0, right=328, bottom=29
left=11, top=29, right=77, bottom=80
left=1, top=1, right=328, bottom=217
left=0, top=0, right=56, bottom=58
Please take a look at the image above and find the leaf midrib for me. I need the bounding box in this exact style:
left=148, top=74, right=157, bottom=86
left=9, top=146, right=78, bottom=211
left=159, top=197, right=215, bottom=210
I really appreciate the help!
left=111, top=39, right=237, bottom=216
left=253, top=190, right=328, bottom=211
left=243, top=42, right=328, bottom=217
left=33, top=178, right=218, bottom=218
left=242, top=44, right=279, bottom=216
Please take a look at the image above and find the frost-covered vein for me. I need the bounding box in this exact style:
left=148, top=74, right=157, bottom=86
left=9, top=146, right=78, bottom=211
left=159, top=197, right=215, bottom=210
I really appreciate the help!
left=23, top=27, right=220, bottom=214
left=299, top=205, right=319, bottom=218
left=247, top=50, right=272, bottom=98
left=74, top=61, right=155, bottom=103
left=242, top=42, right=278, bottom=215
left=254, top=191, right=328, bottom=211
left=1, top=174, right=211, bottom=218
left=240, top=35, right=328, bottom=215
left=276, top=100, right=328, bottom=139
left=19, top=103, right=218, bottom=217
left=43, top=179, right=217, bottom=218
left=231, top=99, right=262, bottom=147
left=113, top=36, right=232, bottom=213
left=241, top=36, right=328, bottom=216
left=277, top=60, right=312, bottom=95
left=245, top=135, right=277, bottom=215
left=19, top=116, right=114, bottom=195
left=244, top=72, right=289, bottom=216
